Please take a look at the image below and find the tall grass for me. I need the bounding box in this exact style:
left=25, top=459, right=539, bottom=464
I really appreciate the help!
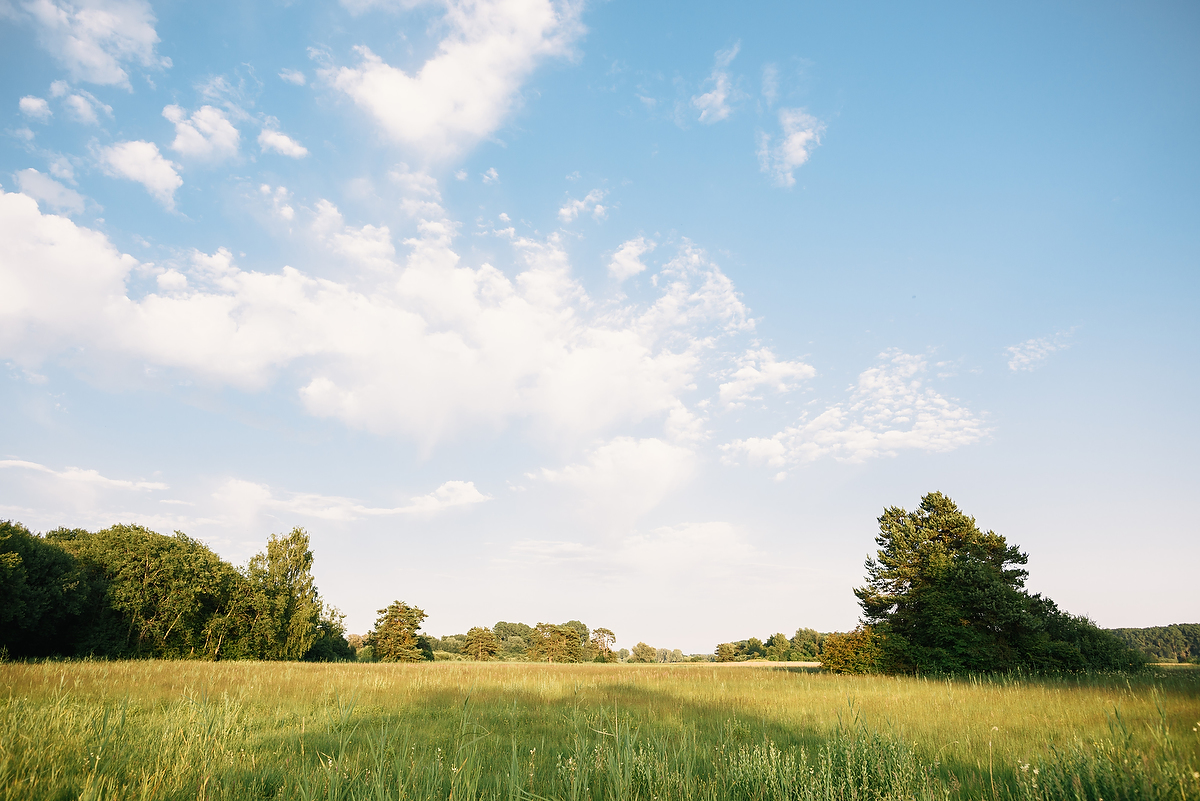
left=1, top=661, right=1197, bottom=800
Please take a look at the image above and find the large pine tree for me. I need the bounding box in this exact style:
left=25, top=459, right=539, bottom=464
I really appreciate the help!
left=854, top=492, right=1142, bottom=673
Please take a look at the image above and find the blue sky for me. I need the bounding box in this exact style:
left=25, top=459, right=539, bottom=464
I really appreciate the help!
left=1, top=0, right=1197, bottom=651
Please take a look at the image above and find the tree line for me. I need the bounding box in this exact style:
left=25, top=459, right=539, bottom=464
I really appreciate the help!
left=0, top=521, right=351, bottom=660
left=1109, top=624, right=1200, bottom=664
left=351, top=607, right=706, bottom=664
left=2, top=498, right=1185, bottom=672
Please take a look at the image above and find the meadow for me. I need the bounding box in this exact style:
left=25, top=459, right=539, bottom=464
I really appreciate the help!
left=2, top=662, right=1199, bottom=801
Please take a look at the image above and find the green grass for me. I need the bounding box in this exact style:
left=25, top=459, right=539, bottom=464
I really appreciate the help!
left=2, top=661, right=1198, bottom=800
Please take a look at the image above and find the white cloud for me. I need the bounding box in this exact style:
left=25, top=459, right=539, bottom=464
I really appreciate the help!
left=757, top=108, right=824, bottom=187
left=400, top=480, right=491, bottom=513
left=49, top=80, right=70, bottom=98
left=15, top=168, right=85, bottom=214
left=691, top=42, right=739, bottom=124
left=0, top=458, right=167, bottom=490
left=323, top=0, right=583, bottom=159
left=718, top=347, right=815, bottom=408
left=0, top=189, right=754, bottom=447
left=558, top=188, right=605, bottom=223
left=481, top=167, right=499, bottom=184
left=1006, top=331, right=1072, bottom=371
left=259, top=184, right=294, bottom=221
left=22, top=0, right=170, bottom=87
left=47, top=155, right=76, bottom=183
left=64, top=91, right=110, bottom=124
left=539, top=436, right=697, bottom=522
left=761, top=63, right=778, bottom=106
left=608, top=236, right=654, bottom=281
left=258, top=126, right=308, bottom=158
left=163, top=105, right=240, bottom=160
left=19, top=96, right=52, bottom=121
left=724, top=349, right=986, bottom=465
left=212, top=477, right=490, bottom=522
left=312, top=199, right=397, bottom=271
left=278, top=68, right=306, bottom=86
left=0, top=191, right=138, bottom=360
left=97, top=140, right=181, bottom=208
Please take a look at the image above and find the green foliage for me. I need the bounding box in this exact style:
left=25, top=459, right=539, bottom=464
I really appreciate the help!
left=528, top=622, right=585, bottom=662
left=2, top=520, right=350, bottom=661
left=821, top=627, right=884, bottom=674
left=627, top=642, right=658, bottom=663
left=790, top=628, right=824, bottom=659
left=1109, top=624, right=1200, bottom=663
left=591, top=627, right=616, bottom=662
left=0, top=521, right=91, bottom=658
left=304, top=607, right=355, bottom=662
left=50, top=524, right=243, bottom=658
left=463, top=626, right=500, bottom=661
left=368, top=600, right=430, bottom=662
left=854, top=492, right=1143, bottom=674
left=494, top=621, right=533, bottom=660
left=218, top=528, right=325, bottom=660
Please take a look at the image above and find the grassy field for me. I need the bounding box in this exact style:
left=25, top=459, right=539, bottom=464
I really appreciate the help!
left=2, top=661, right=1198, bottom=800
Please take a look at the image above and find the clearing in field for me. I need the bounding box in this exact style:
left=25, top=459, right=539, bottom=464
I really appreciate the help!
left=2, top=661, right=1198, bottom=800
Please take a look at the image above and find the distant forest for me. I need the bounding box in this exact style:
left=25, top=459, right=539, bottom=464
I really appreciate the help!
left=1109, top=624, right=1200, bottom=663
left=0, top=518, right=1192, bottom=667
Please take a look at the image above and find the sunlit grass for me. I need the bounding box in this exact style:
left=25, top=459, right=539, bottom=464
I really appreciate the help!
left=2, top=661, right=1198, bottom=799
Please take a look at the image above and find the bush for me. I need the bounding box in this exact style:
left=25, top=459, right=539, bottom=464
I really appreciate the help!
left=821, top=626, right=883, bottom=674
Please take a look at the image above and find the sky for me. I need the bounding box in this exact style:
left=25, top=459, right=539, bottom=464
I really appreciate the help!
left=1, top=0, right=1197, bottom=653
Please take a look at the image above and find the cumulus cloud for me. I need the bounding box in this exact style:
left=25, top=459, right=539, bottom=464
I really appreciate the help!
left=719, top=347, right=815, bottom=408
left=323, top=0, right=584, bottom=159
left=96, top=140, right=181, bottom=208
left=757, top=108, right=824, bottom=187
left=0, top=189, right=752, bottom=447
left=258, top=126, right=308, bottom=158
left=15, top=168, right=86, bottom=214
left=608, top=236, right=654, bottom=281
left=724, top=349, right=986, bottom=465
left=0, top=458, right=167, bottom=490
left=19, top=96, right=52, bottom=120
left=1006, top=331, right=1073, bottom=371
left=64, top=91, right=110, bottom=124
left=21, top=0, right=170, bottom=86
left=691, top=42, right=739, bottom=124
left=163, top=104, right=240, bottom=160
left=558, top=188, right=606, bottom=223
left=312, top=199, right=397, bottom=271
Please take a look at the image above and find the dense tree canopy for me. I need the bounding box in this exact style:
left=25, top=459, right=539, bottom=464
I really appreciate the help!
left=1110, top=624, right=1200, bottom=663
left=0, top=521, right=350, bottom=661
left=853, top=492, right=1144, bottom=674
